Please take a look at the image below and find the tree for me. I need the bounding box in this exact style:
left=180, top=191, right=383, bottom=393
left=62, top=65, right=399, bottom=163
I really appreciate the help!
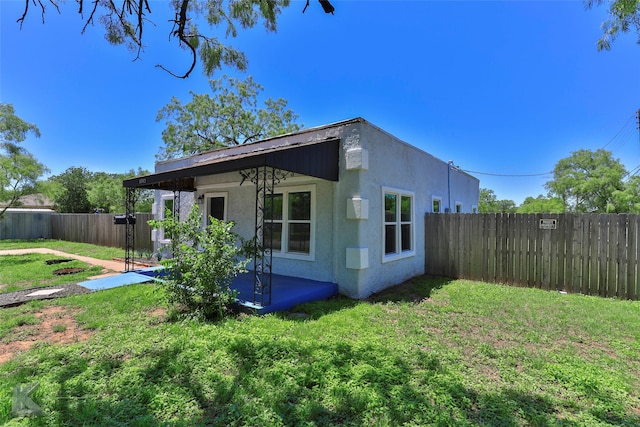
left=478, top=188, right=517, bottom=213
left=51, top=167, right=93, bottom=213
left=517, top=195, right=565, bottom=213
left=545, top=149, right=626, bottom=213
left=149, top=204, right=251, bottom=320
left=0, top=103, right=48, bottom=218
left=156, top=75, right=301, bottom=160
left=88, top=169, right=153, bottom=213
left=586, top=0, right=640, bottom=51
left=16, top=0, right=334, bottom=78
left=611, top=175, right=640, bottom=213
left=87, top=172, right=122, bottom=213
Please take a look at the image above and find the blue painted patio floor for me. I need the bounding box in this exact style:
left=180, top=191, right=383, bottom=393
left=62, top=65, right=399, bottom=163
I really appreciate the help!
left=79, top=268, right=338, bottom=314
left=231, top=272, right=339, bottom=314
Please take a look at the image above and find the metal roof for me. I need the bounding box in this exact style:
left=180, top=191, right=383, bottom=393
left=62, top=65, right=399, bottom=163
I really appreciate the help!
left=123, top=138, right=341, bottom=191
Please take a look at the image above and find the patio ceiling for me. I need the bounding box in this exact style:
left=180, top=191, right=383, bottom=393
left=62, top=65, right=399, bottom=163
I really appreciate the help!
left=123, top=138, right=341, bottom=191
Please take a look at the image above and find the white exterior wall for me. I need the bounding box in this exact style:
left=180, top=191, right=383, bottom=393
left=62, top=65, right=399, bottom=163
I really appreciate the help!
left=331, top=121, right=480, bottom=298
left=150, top=118, right=480, bottom=299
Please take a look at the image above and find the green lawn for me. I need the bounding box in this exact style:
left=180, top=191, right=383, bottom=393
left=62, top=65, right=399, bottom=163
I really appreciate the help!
left=0, top=254, right=103, bottom=293
left=0, top=242, right=639, bottom=426
left=0, top=240, right=124, bottom=261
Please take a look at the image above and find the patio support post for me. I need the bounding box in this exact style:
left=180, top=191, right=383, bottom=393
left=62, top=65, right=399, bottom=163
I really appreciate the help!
left=240, top=166, right=291, bottom=306
left=124, top=187, right=137, bottom=272
left=172, top=190, right=181, bottom=220
left=254, top=165, right=274, bottom=306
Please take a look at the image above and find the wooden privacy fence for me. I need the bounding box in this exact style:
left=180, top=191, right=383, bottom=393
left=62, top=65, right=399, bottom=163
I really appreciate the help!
left=425, top=213, right=640, bottom=300
left=51, top=213, right=154, bottom=252
left=0, top=212, right=153, bottom=252
left=0, top=211, right=53, bottom=240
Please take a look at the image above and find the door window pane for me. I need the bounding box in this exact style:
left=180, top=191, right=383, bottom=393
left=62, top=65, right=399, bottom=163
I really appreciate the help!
left=208, top=196, right=225, bottom=223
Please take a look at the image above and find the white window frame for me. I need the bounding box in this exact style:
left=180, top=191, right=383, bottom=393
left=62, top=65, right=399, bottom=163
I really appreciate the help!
left=203, top=192, right=228, bottom=226
left=158, top=193, right=175, bottom=244
left=432, top=196, right=443, bottom=213
left=472, top=205, right=478, bottom=214
left=264, top=184, right=315, bottom=261
left=382, top=187, right=415, bottom=263
left=455, top=201, right=463, bottom=213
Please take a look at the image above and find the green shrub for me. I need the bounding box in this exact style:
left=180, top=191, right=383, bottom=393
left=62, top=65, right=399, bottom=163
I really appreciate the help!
left=149, top=205, right=251, bottom=320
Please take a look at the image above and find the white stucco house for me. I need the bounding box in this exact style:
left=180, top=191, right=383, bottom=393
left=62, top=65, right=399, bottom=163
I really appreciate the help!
left=124, top=118, right=479, bottom=300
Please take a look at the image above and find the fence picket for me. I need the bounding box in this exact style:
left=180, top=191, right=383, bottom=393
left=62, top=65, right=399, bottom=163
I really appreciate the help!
left=424, top=213, right=640, bottom=301
left=2, top=212, right=153, bottom=251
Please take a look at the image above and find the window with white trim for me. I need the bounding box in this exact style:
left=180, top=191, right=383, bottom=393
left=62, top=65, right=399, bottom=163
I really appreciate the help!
left=455, top=202, right=462, bottom=213
left=264, top=185, right=315, bottom=260
left=432, top=196, right=442, bottom=213
left=472, top=205, right=478, bottom=213
left=383, top=188, right=414, bottom=260
left=158, top=194, right=174, bottom=243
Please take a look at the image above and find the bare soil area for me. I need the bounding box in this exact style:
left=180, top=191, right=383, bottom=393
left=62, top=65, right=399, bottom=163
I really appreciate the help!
left=0, top=284, right=91, bottom=308
left=0, top=306, right=94, bottom=364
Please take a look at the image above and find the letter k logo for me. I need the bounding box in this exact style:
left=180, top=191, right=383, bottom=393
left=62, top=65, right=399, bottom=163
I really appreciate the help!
left=11, top=382, right=45, bottom=418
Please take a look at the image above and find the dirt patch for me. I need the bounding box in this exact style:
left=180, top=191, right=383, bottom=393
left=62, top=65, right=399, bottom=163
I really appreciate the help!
left=53, top=267, right=85, bottom=275
left=0, top=284, right=91, bottom=308
left=0, top=306, right=94, bottom=365
left=45, top=259, right=73, bottom=265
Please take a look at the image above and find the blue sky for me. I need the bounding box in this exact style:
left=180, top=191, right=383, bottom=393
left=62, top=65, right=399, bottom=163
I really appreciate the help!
left=1, top=0, right=639, bottom=204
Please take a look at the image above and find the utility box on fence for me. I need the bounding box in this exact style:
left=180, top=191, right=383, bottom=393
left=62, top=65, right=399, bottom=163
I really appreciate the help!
left=113, top=215, right=136, bottom=225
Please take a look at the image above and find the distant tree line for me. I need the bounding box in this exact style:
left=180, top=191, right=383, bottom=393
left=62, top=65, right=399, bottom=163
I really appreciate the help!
left=2, top=75, right=299, bottom=215
left=41, top=167, right=154, bottom=213
left=480, top=148, right=640, bottom=214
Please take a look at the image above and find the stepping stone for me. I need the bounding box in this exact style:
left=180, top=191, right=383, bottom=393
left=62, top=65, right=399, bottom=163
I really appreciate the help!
left=25, top=289, right=64, bottom=297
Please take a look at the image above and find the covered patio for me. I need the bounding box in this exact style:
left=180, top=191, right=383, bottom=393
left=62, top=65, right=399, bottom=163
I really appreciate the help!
left=79, top=267, right=338, bottom=314
left=122, top=136, right=341, bottom=311
left=231, top=272, right=338, bottom=314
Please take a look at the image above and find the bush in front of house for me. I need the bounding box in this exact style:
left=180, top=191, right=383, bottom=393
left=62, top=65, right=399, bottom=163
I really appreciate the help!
left=149, top=205, right=251, bottom=320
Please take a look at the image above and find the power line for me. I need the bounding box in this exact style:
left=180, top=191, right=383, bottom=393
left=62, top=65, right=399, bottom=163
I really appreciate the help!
left=601, top=114, right=635, bottom=151
left=461, top=169, right=553, bottom=177
left=464, top=110, right=640, bottom=179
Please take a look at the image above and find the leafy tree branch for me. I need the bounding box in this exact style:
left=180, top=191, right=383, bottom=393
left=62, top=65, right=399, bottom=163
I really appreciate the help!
left=0, top=103, right=48, bottom=218
left=586, top=0, right=640, bottom=50
left=156, top=75, right=301, bottom=159
left=16, top=0, right=309, bottom=78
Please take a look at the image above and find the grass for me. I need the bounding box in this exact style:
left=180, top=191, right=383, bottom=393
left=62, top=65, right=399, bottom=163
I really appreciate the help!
left=0, top=241, right=639, bottom=425
left=0, top=254, right=103, bottom=293
left=0, top=239, right=123, bottom=261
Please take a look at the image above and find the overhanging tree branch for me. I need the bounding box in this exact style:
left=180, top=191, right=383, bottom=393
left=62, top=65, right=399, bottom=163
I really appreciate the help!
left=15, top=0, right=332, bottom=78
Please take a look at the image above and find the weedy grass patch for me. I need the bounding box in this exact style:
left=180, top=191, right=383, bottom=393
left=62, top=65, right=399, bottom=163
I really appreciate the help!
left=0, top=280, right=638, bottom=426
left=0, top=254, right=102, bottom=293
left=0, top=240, right=123, bottom=261
left=0, top=244, right=638, bottom=426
